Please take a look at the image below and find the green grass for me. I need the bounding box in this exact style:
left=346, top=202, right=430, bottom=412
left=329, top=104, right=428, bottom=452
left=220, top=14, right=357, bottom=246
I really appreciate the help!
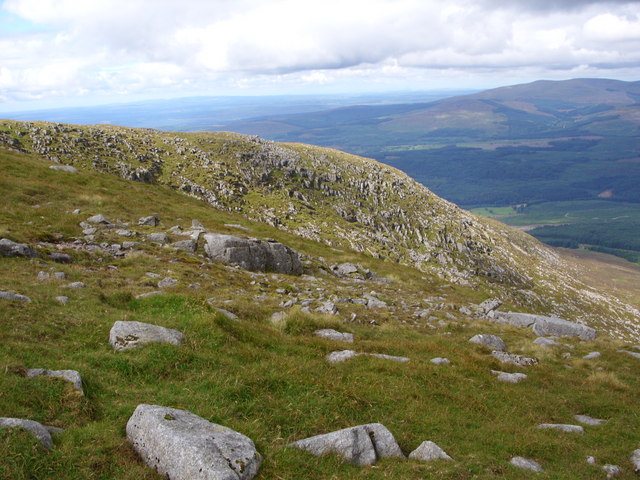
left=1, top=148, right=640, bottom=479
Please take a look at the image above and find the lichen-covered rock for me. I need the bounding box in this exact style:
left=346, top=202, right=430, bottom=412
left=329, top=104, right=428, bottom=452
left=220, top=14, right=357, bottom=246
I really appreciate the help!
left=326, top=350, right=359, bottom=363
left=25, top=369, right=84, bottom=394
left=430, top=357, right=450, bottom=365
left=537, top=423, right=584, bottom=434
left=408, top=441, right=453, bottom=462
left=147, top=232, right=169, bottom=244
left=171, top=239, right=197, bottom=253
left=0, top=291, right=32, bottom=302
left=86, top=214, right=110, bottom=224
left=127, top=404, right=262, bottom=480
left=491, top=370, right=527, bottom=383
left=203, top=233, right=302, bottom=275
left=494, top=312, right=596, bottom=340
left=289, top=423, right=404, bottom=466
left=0, top=238, right=36, bottom=258
left=631, top=449, right=640, bottom=473
left=314, top=329, right=354, bottom=343
left=491, top=351, right=538, bottom=367
left=469, top=334, right=507, bottom=351
left=138, top=215, right=159, bottom=226
left=510, top=456, right=543, bottom=472
left=0, top=417, right=53, bottom=450
left=109, top=321, right=183, bottom=351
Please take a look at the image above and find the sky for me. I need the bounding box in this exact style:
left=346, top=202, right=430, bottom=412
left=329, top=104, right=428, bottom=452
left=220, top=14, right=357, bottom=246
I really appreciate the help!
left=1, top=0, right=639, bottom=111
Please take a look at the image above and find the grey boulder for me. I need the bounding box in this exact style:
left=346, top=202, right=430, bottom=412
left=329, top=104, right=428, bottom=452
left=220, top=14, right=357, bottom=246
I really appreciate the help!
left=583, top=351, right=601, bottom=360
left=147, top=233, right=169, bottom=244
left=326, top=350, right=359, bottom=363
left=510, top=456, right=543, bottom=472
left=0, top=291, right=31, bottom=302
left=314, top=329, right=354, bottom=343
left=0, top=417, right=53, bottom=450
left=469, top=334, right=507, bottom=351
left=49, top=165, right=77, bottom=173
left=533, top=337, right=558, bottom=348
left=158, top=277, right=178, bottom=288
left=491, top=351, right=538, bottom=367
left=491, top=370, right=527, bottom=383
left=203, top=233, right=302, bottom=275
left=289, top=423, right=404, bottom=466
left=537, top=424, right=584, bottom=434
left=430, top=357, right=450, bottom=365
left=109, top=321, right=183, bottom=351
left=574, top=414, right=606, bottom=426
left=618, top=349, right=640, bottom=359
left=408, top=441, right=453, bottom=462
left=171, top=240, right=197, bottom=253
left=25, top=369, right=84, bottom=394
left=0, top=238, right=36, bottom=257
left=631, top=449, right=640, bottom=473
left=127, top=404, right=262, bottom=480
left=494, top=312, right=596, bottom=340
left=86, top=214, right=110, bottom=224
left=138, top=215, right=160, bottom=226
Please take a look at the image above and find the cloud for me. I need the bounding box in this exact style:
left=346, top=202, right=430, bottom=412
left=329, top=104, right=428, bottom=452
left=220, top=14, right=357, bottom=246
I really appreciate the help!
left=0, top=0, right=639, bottom=107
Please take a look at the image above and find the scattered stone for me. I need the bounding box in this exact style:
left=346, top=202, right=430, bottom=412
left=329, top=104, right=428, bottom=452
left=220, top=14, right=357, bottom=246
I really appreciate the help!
left=127, top=404, right=262, bottom=480
left=491, top=351, right=538, bottom=367
left=55, top=296, right=69, bottom=305
left=116, top=229, right=133, bottom=237
left=0, top=291, right=32, bottom=302
left=510, top=456, right=543, bottom=472
left=122, top=241, right=139, bottom=249
left=135, top=291, right=164, bottom=299
left=171, top=240, right=197, bottom=253
left=493, top=312, right=596, bottom=340
left=491, top=370, right=527, bottom=383
left=331, top=263, right=359, bottom=277
left=408, top=441, right=453, bottom=462
left=289, top=423, right=404, bottom=466
left=583, top=351, right=601, bottom=360
left=314, top=329, right=354, bottom=343
left=86, top=214, right=110, bottom=224
left=50, top=252, right=72, bottom=263
left=315, top=301, right=338, bottom=315
left=49, top=165, right=77, bottom=173
left=214, top=308, right=239, bottom=321
left=146, top=272, right=161, bottom=278
left=138, top=215, right=159, bottom=226
left=477, top=298, right=502, bottom=316
left=72, top=208, right=81, bottom=214
left=364, top=294, right=387, bottom=309
left=158, top=277, right=178, bottom=288
left=191, top=219, right=204, bottom=229
left=0, top=238, right=37, bottom=258
left=618, top=349, right=640, bottom=359
left=469, top=334, right=507, bottom=351
left=224, top=223, right=251, bottom=231
left=0, top=418, right=53, bottom=450
left=66, top=282, right=85, bottom=289
left=83, top=227, right=97, bottom=235
left=203, top=233, right=302, bottom=275
left=38, top=271, right=50, bottom=281
left=459, top=306, right=473, bottom=315
left=631, top=449, right=640, bottom=473
left=537, top=424, right=584, bottom=434
left=146, top=233, right=169, bottom=244
left=326, top=350, right=359, bottom=363
left=368, top=353, right=409, bottom=363
left=54, top=272, right=65, bottom=280
left=574, top=414, right=606, bottom=426
left=533, top=337, right=558, bottom=348
left=603, top=465, right=623, bottom=478
left=25, top=369, right=83, bottom=394
left=586, top=456, right=597, bottom=465
left=45, top=425, right=64, bottom=436
left=430, top=357, right=450, bottom=365
left=109, top=321, right=184, bottom=351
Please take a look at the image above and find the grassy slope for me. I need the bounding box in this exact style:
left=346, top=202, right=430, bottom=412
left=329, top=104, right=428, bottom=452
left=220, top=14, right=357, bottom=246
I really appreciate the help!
left=1, top=150, right=640, bottom=479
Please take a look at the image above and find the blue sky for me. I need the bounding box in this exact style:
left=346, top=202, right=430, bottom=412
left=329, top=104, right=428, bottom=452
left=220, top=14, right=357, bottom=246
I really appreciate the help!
left=1, top=0, right=639, bottom=112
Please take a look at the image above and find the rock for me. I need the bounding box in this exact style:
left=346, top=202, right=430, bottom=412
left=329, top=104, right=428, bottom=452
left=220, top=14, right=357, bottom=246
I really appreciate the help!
left=54, top=272, right=65, bottom=279
left=314, top=329, right=354, bottom=343
left=38, top=271, right=50, bottom=280
left=146, top=272, right=161, bottom=278
left=586, top=455, right=596, bottom=465
left=214, top=308, right=239, bottom=321
left=631, top=449, right=640, bottom=473
left=224, top=223, right=251, bottom=231
left=203, top=233, right=302, bottom=275
left=603, top=465, right=622, bottom=478
left=50, top=252, right=72, bottom=263
left=66, top=282, right=85, bottom=288
left=270, top=311, right=287, bottom=325
left=25, top=369, right=83, bottom=394
left=86, top=214, right=110, bottom=224
left=122, top=241, right=139, bottom=249
left=127, top=404, right=261, bottom=480
left=408, top=441, right=453, bottom=462
left=583, top=351, right=601, bottom=360
left=0, top=418, right=53, bottom=450
left=158, top=277, right=178, bottom=288
left=459, top=306, right=473, bottom=315
left=618, top=349, right=640, bottom=359
left=326, top=350, right=358, bottom=363
left=147, top=233, right=169, bottom=244
left=83, top=227, right=97, bottom=235
left=289, top=423, right=404, bottom=466
left=533, top=337, right=558, bottom=348
left=138, top=215, right=159, bottom=226
left=364, top=295, right=387, bottom=309
left=45, top=425, right=65, bottom=436
left=72, top=208, right=81, bottom=214
left=477, top=298, right=502, bottom=315
left=116, top=229, right=133, bottom=237
left=491, top=351, right=538, bottom=367
left=109, top=321, right=184, bottom=351
left=493, top=312, right=596, bottom=340
left=49, top=165, right=77, bottom=173
left=0, top=238, right=37, bottom=257
left=574, top=414, right=606, bottom=426
left=430, top=357, right=450, bottom=365
left=135, top=291, right=164, bottom=299
left=469, top=334, right=507, bottom=351
left=55, top=296, right=69, bottom=305
left=510, top=456, right=543, bottom=472
left=537, top=424, right=584, bottom=434
left=0, top=291, right=32, bottom=302
left=191, top=219, right=204, bottom=229
left=331, top=263, right=359, bottom=277
left=171, top=240, right=197, bottom=253
left=491, top=370, right=527, bottom=383
left=315, top=301, right=338, bottom=315
left=368, top=353, right=409, bottom=363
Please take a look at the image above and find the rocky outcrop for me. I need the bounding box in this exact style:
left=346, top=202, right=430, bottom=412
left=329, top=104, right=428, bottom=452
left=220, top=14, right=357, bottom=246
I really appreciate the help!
left=289, top=423, right=404, bottom=466
left=493, top=312, right=596, bottom=340
left=126, top=404, right=262, bottom=480
left=203, top=233, right=302, bottom=275
left=0, top=238, right=36, bottom=258
left=0, top=418, right=53, bottom=450
left=109, top=321, right=183, bottom=351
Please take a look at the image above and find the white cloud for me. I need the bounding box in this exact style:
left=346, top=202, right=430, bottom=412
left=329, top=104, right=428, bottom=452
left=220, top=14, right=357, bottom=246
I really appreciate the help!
left=0, top=0, right=639, bottom=108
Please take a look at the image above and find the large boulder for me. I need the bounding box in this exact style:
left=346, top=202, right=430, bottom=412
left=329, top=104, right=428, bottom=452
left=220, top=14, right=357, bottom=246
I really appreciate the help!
left=469, top=334, right=507, bottom=351
left=289, top=423, right=404, bottom=466
left=203, top=233, right=302, bottom=275
left=493, top=312, right=596, bottom=340
left=109, top=321, right=183, bottom=351
left=127, top=404, right=262, bottom=480
left=0, top=291, right=32, bottom=302
left=0, top=418, right=53, bottom=450
left=0, top=238, right=36, bottom=258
